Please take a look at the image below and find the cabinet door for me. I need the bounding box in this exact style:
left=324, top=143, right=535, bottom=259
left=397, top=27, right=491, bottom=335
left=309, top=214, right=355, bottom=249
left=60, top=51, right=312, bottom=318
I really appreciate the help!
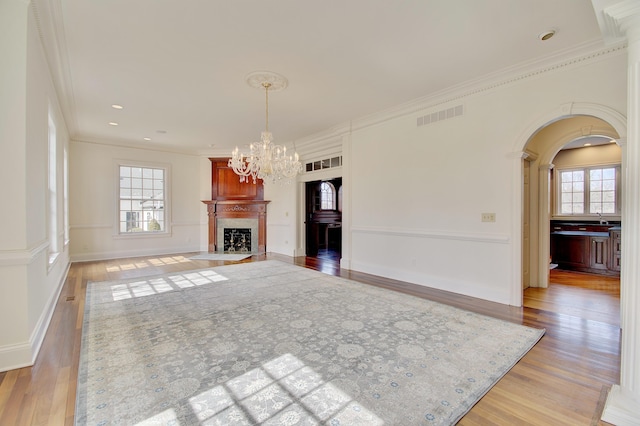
left=610, top=231, right=621, bottom=271
left=551, top=235, right=589, bottom=269
left=590, top=237, right=609, bottom=270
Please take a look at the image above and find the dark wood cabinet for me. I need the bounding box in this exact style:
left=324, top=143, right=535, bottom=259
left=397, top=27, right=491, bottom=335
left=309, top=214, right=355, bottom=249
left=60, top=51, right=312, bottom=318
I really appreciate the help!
left=610, top=230, right=621, bottom=271
left=550, top=221, right=620, bottom=275
left=551, top=234, right=590, bottom=269
left=589, top=236, right=609, bottom=270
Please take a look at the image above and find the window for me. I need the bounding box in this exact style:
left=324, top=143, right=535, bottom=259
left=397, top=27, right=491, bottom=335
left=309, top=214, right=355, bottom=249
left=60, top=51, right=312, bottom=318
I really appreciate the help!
left=63, top=146, right=69, bottom=245
left=48, top=112, right=59, bottom=263
left=589, top=167, right=616, bottom=214
left=559, top=170, right=584, bottom=214
left=119, top=165, right=166, bottom=233
left=557, top=165, right=620, bottom=216
left=305, top=156, right=342, bottom=172
left=320, top=182, right=336, bottom=210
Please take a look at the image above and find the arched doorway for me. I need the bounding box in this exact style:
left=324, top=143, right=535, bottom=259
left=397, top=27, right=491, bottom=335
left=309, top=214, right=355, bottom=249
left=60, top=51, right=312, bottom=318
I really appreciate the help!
left=517, top=104, right=626, bottom=292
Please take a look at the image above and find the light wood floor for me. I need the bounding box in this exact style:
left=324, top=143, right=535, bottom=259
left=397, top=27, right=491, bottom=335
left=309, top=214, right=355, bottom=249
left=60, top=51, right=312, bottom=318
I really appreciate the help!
left=0, top=253, right=620, bottom=425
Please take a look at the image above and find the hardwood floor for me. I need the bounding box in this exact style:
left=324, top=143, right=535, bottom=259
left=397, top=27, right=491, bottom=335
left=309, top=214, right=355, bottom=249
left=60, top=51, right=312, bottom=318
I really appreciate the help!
left=0, top=254, right=620, bottom=425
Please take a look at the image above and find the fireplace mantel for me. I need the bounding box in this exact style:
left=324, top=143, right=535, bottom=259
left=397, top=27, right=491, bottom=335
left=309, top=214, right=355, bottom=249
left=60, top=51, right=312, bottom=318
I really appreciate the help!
left=202, top=200, right=270, bottom=253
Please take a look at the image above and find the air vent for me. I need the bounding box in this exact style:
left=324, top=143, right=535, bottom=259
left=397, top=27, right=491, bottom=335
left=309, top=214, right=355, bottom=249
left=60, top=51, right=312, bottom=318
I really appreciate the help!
left=417, top=104, right=463, bottom=127
left=66, top=296, right=75, bottom=302
left=306, top=156, right=342, bottom=173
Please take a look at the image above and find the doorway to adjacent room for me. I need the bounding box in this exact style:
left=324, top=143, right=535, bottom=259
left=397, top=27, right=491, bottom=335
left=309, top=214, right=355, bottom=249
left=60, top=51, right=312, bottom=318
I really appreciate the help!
left=305, top=178, right=342, bottom=261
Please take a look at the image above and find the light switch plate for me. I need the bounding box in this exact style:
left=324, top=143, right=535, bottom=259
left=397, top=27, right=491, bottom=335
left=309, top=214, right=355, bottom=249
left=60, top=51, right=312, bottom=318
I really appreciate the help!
left=481, top=213, right=496, bottom=222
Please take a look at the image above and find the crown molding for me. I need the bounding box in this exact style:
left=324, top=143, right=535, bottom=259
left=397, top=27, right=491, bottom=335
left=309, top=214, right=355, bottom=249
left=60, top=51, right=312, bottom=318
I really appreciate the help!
left=71, top=137, right=201, bottom=157
left=295, top=40, right=627, bottom=155
left=592, top=0, right=640, bottom=44
left=354, top=40, right=625, bottom=130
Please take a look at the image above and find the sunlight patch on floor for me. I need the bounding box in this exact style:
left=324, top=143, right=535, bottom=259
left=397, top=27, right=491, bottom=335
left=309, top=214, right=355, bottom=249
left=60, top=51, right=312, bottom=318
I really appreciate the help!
left=110, top=270, right=228, bottom=301
left=106, top=255, right=192, bottom=272
left=184, top=353, right=383, bottom=425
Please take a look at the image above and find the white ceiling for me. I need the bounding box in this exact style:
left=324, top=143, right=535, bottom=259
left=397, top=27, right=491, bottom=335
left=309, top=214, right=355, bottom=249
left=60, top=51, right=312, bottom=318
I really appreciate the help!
left=36, top=0, right=606, bottom=155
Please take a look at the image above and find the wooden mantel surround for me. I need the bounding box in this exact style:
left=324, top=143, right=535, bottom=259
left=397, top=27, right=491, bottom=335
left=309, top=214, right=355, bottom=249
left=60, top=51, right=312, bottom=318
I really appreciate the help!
left=202, top=158, right=270, bottom=253
left=202, top=200, right=270, bottom=253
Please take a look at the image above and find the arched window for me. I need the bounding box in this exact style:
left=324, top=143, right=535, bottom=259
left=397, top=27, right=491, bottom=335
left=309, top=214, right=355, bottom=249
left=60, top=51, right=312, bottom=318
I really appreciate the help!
left=320, top=182, right=336, bottom=210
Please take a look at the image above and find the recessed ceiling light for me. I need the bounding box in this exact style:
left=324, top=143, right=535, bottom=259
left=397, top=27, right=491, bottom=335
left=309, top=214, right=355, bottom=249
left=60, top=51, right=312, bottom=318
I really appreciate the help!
left=610, top=139, right=616, bottom=143
left=583, top=143, right=592, bottom=147
left=108, top=122, right=119, bottom=126
left=539, top=30, right=556, bottom=41
left=143, top=137, right=151, bottom=141
left=111, top=104, right=124, bottom=110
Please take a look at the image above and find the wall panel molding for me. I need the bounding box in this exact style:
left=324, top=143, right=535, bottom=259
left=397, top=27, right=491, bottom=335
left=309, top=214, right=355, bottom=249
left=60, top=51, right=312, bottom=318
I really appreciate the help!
left=351, top=226, right=510, bottom=244
left=0, top=240, right=48, bottom=266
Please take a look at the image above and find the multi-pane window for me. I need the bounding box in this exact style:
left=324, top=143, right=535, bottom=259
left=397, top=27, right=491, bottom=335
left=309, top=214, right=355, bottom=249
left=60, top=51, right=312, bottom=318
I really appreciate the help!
left=306, top=156, right=342, bottom=172
left=589, top=168, right=616, bottom=214
left=558, top=166, right=619, bottom=216
left=119, top=165, right=165, bottom=233
left=560, top=170, right=584, bottom=214
left=320, top=182, right=336, bottom=210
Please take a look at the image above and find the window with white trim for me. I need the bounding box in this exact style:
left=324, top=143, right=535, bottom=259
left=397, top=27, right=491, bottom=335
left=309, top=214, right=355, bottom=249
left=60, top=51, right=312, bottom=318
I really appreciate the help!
left=119, top=165, right=166, bottom=233
left=48, top=112, right=59, bottom=262
left=557, top=165, right=620, bottom=216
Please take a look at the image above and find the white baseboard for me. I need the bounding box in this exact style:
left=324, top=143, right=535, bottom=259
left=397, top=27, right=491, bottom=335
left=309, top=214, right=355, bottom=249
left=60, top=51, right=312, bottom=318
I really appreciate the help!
left=602, top=384, right=640, bottom=426
left=0, top=341, right=34, bottom=373
left=0, top=261, right=70, bottom=372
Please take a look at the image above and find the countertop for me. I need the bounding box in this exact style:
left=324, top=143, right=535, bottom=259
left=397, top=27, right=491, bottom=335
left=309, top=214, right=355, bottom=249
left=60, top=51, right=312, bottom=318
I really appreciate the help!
left=551, top=230, right=610, bottom=237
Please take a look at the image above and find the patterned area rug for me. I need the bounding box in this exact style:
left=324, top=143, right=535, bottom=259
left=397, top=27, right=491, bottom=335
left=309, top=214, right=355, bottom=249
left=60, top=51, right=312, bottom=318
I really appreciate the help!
left=189, top=253, right=253, bottom=261
left=76, top=260, right=544, bottom=425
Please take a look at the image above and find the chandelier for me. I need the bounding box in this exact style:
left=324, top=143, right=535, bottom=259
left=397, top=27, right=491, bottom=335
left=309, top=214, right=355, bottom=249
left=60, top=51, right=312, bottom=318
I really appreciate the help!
left=229, top=72, right=303, bottom=184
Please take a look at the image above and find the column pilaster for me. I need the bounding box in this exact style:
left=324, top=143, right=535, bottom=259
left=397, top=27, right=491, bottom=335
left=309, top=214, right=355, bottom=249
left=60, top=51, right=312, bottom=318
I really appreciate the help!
left=598, top=1, right=640, bottom=424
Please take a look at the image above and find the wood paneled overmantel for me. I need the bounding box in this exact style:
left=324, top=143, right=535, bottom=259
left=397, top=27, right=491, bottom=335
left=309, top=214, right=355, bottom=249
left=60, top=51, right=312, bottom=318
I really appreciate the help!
left=202, top=200, right=270, bottom=253
left=203, top=158, right=270, bottom=253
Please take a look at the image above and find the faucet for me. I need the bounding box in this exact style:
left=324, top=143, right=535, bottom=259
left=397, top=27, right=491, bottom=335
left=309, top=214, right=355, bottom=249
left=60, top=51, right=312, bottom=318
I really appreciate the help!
left=598, top=212, right=608, bottom=225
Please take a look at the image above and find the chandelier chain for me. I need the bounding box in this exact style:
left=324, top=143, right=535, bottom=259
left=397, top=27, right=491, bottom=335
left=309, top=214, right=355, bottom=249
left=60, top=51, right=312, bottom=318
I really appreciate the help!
left=264, top=82, right=270, bottom=133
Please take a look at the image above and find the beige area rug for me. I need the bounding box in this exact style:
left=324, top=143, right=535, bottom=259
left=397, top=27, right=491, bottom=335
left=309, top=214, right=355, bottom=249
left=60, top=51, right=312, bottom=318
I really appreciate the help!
left=76, top=260, right=544, bottom=425
left=189, top=253, right=253, bottom=261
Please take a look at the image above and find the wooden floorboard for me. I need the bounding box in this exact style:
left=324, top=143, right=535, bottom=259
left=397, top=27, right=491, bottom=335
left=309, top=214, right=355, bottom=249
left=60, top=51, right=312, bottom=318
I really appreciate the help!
left=0, top=253, right=620, bottom=425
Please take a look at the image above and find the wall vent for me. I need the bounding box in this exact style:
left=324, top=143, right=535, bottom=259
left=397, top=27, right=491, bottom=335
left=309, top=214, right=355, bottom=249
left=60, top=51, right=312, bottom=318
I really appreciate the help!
left=305, top=156, right=342, bottom=173
left=417, top=104, right=463, bottom=127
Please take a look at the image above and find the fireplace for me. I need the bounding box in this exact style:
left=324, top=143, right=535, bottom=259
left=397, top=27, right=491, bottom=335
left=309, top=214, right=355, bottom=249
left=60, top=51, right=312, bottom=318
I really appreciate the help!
left=217, top=218, right=259, bottom=252
left=202, top=200, right=270, bottom=253
left=223, top=228, right=251, bottom=252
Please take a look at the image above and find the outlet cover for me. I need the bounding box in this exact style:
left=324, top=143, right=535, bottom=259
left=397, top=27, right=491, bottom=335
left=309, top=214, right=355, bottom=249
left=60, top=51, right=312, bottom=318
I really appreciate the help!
left=481, top=213, right=496, bottom=222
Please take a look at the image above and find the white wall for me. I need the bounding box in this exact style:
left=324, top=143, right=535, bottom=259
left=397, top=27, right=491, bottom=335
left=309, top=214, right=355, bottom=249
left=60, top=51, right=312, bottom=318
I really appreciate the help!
left=69, top=142, right=202, bottom=261
left=339, top=48, right=627, bottom=305
left=264, top=182, right=298, bottom=256
left=0, top=3, right=71, bottom=372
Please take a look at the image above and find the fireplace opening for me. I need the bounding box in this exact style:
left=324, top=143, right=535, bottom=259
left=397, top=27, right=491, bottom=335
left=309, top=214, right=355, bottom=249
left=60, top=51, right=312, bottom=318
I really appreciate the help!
left=224, top=228, right=251, bottom=252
